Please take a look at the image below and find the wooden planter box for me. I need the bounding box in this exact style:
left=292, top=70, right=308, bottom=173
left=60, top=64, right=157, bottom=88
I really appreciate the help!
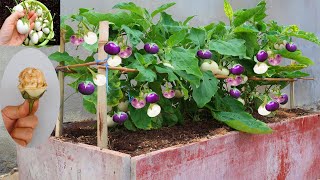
left=17, top=114, right=320, bottom=180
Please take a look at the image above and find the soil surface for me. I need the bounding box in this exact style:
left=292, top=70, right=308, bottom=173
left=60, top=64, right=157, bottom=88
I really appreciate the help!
left=56, top=108, right=311, bottom=156
left=0, top=0, right=60, bottom=45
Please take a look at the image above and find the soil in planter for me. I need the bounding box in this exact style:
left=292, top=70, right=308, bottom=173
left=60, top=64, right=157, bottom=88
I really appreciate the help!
left=0, top=0, right=60, bottom=45
left=56, top=108, right=310, bottom=156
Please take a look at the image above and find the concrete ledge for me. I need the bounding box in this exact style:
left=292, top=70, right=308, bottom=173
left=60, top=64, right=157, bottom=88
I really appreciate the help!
left=17, top=139, right=131, bottom=180
left=17, top=114, right=320, bottom=180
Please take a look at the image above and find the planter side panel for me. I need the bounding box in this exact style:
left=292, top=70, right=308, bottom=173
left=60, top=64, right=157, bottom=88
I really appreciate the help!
left=17, top=138, right=131, bottom=180
left=132, top=114, right=320, bottom=180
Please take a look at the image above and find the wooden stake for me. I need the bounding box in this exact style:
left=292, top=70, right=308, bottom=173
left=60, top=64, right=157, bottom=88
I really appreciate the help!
left=55, top=30, right=66, bottom=137
left=290, top=61, right=295, bottom=109
left=97, top=21, right=109, bottom=149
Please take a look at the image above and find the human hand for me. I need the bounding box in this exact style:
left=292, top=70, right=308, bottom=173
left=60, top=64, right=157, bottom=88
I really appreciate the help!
left=1, top=100, right=39, bottom=147
left=0, top=11, right=37, bottom=46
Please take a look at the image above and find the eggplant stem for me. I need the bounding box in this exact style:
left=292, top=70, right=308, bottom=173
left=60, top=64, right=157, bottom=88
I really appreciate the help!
left=29, top=99, right=35, bottom=114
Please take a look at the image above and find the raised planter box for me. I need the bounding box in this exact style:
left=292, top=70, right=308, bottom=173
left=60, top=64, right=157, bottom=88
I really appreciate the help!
left=17, top=114, right=320, bottom=180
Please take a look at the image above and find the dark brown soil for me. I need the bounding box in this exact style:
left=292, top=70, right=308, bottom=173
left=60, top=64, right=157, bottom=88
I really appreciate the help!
left=56, top=108, right=311, bottom=156
left=0, top=0, right=60, bottom=45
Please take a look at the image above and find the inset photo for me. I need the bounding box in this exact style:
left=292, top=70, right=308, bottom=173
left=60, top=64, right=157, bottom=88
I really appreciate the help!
left=0, top=48, right=60, bottom=147
left=0, top=0, right=60, bottom=46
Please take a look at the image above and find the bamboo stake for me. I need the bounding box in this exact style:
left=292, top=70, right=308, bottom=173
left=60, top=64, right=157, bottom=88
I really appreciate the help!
left=55, top=30, right=66, bottom=137
left=97, top=21, right=109, bottom=149
left=290, top=61, right=295, bottom=108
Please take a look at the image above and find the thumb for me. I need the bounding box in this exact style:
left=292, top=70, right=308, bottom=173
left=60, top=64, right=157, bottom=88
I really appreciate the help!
left=6, top=11, right=25, bottom=22
left=1, top=100, right=29, bottom=120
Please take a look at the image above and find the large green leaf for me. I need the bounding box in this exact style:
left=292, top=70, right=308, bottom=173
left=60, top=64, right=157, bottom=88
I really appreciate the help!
left=129, top=106, right=152, bottom=130
left=155, top=66, right=178, bottom=82
left=275, top=49, right=314, bottom=65
left=285, top=30, right=320, bottom=45
left=269, top=64, right=307, bottom=73
left=191, top=72, right=218, bottom=108
left=121, top=25, right=143, bottom=46
left=124, top=118, right=137, bottom=131
left=83, top=92, right=97, bottom=114
left=48, top=52, right=74, bottom=62
left=209, top=39, right=247, bottom=57
left=129, top=105, right=163, bottom=130
left=167, top=30, right=187, bottom=47
left=222, top=96, right=246, bottom=112
left=81, top=11, right=110, bottom=26
left=134, top=53, right=157, bottom=67
left=224, top=0, right=233, bottom=22
left=253, top=1, right=267, bottom=22
left=113, top=2, right=147, bottom=18
left=279, top=71, right=310, bottom=78
left=188, top=28, right=206, bottom=47
left=234, top=25, right=259, bottom=33
left=235, top=32, right=259, bottom=58
left=233, top=3, right=265, bottom=27
left=174, top=70, right=201, bottom=88
left=213, top=111, right=273, bottom=134
left=159, top=12, right=184, bottom=34
left=151, top=3, right=176, bottom=18
left=158, top=98, right=181, bottom=126
left=167, top=47, right=203, bottom=78
left=129, top=60, right=157, bottom=82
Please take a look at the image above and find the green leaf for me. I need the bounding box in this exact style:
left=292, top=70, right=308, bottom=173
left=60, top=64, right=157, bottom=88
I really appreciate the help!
left=158, top=98, right=181, bottom=126
left=275, top=49, right=314, bottom=65
left=174, top=70, right=201, bottom=88
left=213, top=111, right=273, bottom=134
left=121, top=25, right=143, bottom=46
left=235, top=32, right=259, bottom=58
left=151, top=2, right=176, bottom=18
left=285, top=30, right=320, bottom=45
left=159, top=12, right=184, bottom=34
left=209, top=39, right=247, bottom=57
left=279, top=71, right=310, bottom=78
left=167, top=30, right=187, bottom=47
left=128, top=103, right=163, bottom=130
left=233, top=3, right=265, bottom=27
left=65, top=25, right=75, bottom=41
left=253, top=1, right=267, bottom=22
left=129, top=106, right=152, bottom=130
left=83, top=92, right=97, bottom=114
left=113, top=2, right=147, bottom=18
left=191, top=72, right=218, bottom=108
left=134, top=53, right=157, bottom=67
left=222, top=96, right=246, bottom=112
left=155, top=66, right=178, bottom=82
left=82, top=42, right=98, bottom=52
left=224, top=0, right=233, bottom=22
left=234, top=25, right=259, bottom=33
left=269, top=64, right=307, bottom=73
left=188, top=28, right=206, bottom=47
left=81, top=11, right=109, bottom=26
left=124, top=118, right=137, bottom=131
left=48, top=52, right=74, bottom=62
left=129, top=60, right=157, bottom=82
left=183, top=15, right=196, bottom=25
left=107, top=72, right=124, bottom=107
left=167, top=47, right=203, bottom=78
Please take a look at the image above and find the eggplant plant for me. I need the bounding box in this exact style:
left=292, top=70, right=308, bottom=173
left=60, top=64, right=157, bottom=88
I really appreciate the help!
left=49, top=1, right=320, bottom=134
